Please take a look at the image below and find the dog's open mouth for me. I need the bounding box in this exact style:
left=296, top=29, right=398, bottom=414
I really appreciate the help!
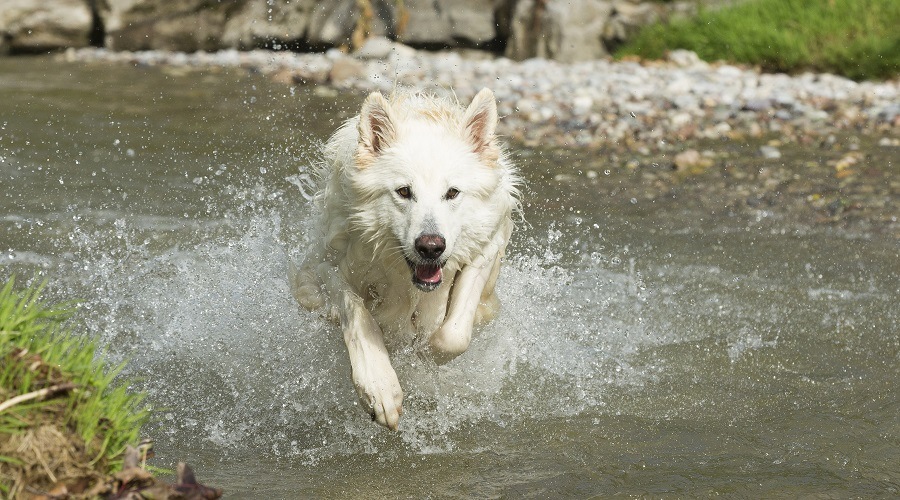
left=409, top=260, right=443, bottom=291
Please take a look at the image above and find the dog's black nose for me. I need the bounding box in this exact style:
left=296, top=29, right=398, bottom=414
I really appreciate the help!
left=415, top=234, right=445, bottom=260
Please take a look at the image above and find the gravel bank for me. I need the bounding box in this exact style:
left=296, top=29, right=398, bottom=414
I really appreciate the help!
left=59, top=45, right=898, bottom=235
left=63, top=45, right=899, bottom=154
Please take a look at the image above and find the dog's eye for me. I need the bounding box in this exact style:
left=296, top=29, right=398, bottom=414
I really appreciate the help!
left=396, top=186, right=412, bottom=199
left=445, top=187, right=460, bottom=200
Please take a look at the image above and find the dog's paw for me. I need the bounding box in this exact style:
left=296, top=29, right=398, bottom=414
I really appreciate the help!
left=288, top=262, right=325, bottom=310
left=353, top=362, right=403, bottom=430
left=294, top=284, right=325, bottom=310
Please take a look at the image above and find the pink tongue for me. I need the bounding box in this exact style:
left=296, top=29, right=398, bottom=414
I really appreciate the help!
left=415, top=264, right=442, bottom=283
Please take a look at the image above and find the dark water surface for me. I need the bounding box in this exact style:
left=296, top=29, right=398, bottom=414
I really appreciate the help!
left=1, top=56, right=898, bottom=497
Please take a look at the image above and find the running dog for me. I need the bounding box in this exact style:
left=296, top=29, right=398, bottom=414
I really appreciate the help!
left=291, top=88, right=520, bottom=430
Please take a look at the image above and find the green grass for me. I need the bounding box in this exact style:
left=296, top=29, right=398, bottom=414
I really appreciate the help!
left=0, top=276, right=149, bottom=493
left=615, top=0, right=900, bottom=81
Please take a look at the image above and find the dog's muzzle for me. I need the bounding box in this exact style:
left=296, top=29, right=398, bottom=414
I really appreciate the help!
left=409, top=234, right=445, bottom=291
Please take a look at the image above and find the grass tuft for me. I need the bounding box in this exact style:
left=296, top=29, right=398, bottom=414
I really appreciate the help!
left=615, top=0, right=900, bottom=81
left=0, top=275, right=149, bottom=495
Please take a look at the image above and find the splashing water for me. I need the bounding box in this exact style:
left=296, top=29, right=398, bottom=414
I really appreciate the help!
left=3, top=57, right=897, bottom=496
left=57, top=184, right=661, bottom=462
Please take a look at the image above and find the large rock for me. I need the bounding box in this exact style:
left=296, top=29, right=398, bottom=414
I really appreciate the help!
left=102, top=0, right=239, bottom=52
left=399, top=0, right=499, bottom=46
left=506, top=0, right=613, bottom=62
left=0, top=0, right=690, bottom=62
left=221, top=0, right=316, bottom=49
left=304, top=0, right=502, bottom=49
left=603, top=0, right=660, bottom=50
left=0, top=0, right=93, bottom=54
left=306, top=0, right=395, bottom=47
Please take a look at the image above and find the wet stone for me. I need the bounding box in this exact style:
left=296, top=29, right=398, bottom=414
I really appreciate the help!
left=759, top=145, right=782, bottom=159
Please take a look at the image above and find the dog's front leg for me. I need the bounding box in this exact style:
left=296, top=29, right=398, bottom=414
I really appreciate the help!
left=340, top=291, right=403, bottom=430
left=428, top=249, right=501, bottom=364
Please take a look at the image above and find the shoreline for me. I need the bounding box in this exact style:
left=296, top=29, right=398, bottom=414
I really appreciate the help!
left=52, top=45, right=900, bottom=236
left=60, top=43, right=899, bottom=155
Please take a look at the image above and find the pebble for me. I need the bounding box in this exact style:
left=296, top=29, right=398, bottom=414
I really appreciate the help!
left=62, top=47, right=899, bottom=153
left=673, top=149, right=714, bottom=171
left=759, top=146, right=782, bottom=159
left=328, top=57, right=366, bottom=83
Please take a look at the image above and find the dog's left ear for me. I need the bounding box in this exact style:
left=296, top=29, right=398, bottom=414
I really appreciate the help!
left=358, top=92, right=396, bottom=159
left=462, top=88, right=498, bottom=159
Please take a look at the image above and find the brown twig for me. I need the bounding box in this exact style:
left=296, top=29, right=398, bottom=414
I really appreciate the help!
left=0, top=382, right=77, bottom=413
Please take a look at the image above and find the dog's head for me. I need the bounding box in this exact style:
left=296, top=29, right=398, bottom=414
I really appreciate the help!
left=347, top=88, right=515, bottom=292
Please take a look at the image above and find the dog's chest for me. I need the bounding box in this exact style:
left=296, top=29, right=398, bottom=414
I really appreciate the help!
left=364, top=279, right=451, bottom=341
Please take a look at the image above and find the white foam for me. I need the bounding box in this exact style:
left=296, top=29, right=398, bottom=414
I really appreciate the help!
left=57, top=190, right=663, bottom=460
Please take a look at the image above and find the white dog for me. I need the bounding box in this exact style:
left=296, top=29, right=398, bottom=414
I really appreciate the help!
left=291, top=88, right=520, bottom=430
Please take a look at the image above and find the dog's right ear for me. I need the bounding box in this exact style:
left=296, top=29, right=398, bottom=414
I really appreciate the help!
left=462, top=88, right=499, bottom=163
left=358, top=92, right=396, bottom=160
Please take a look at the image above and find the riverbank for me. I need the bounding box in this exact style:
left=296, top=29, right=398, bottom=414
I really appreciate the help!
left=616, top=0, right=900, bottom=81
left=58, top=45, right=899, bottom=235
left=63, top=44, right=899, bottom=155
left=0, top=277, right=221, bottom=498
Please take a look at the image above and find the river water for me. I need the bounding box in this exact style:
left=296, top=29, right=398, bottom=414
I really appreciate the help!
left=2, top=56, right=898, bottom=497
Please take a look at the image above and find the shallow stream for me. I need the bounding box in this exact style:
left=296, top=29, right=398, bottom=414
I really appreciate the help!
left=1, top=57, right=898, bottom=497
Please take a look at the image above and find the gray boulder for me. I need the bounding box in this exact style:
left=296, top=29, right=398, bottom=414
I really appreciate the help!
left=304, top=0, right=501, bottom=49
left=603, top=0, right=659, bottom=50
left=221, top=0, right=316, bottom=49
left=0, top=0, right=691, bottom=63
left=507, top=0, right=613, bottom=62
left=102, top=0, right=238, bottom=52
left=306, top=0, right=395, bottom=47
left=400, top=0, right=498, bottom=46
left=0, top=0, right=92, bottom=54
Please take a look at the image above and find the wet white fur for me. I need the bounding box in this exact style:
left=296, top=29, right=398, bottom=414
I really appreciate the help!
left=290, top=89, right=520, bottom=430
